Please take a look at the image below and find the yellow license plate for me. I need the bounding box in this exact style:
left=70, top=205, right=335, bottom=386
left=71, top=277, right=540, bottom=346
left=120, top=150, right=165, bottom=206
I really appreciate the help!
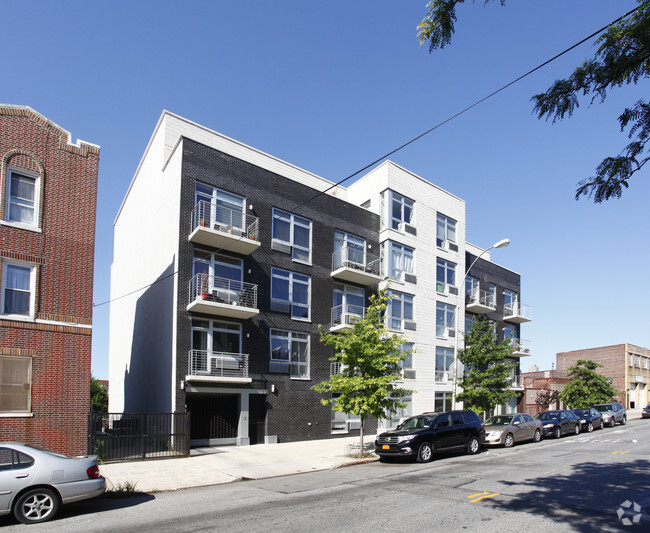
left=382, top=444, right=390, bottom=450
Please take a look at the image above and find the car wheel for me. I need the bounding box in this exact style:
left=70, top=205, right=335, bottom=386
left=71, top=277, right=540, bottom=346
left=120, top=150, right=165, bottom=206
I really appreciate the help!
left=504, top=433, right=515, bottom=448
left=554, top=427, right=562, bottom=439
left=621, top=416, right=627, bottom=426
left=599, top=419, right=604, bottom=430
left=587, top=422, right=594, bottom=433
left=13, top=488, right=59, bottom=524
left=574, top=424, right=580, bottom=435
left=466, top=436, right=480, bottom=455
left=416, top=442, right=433, bottom=463
left=609, top=419, right=615, bottom=428
left=533, top=429, right=542, bottom=443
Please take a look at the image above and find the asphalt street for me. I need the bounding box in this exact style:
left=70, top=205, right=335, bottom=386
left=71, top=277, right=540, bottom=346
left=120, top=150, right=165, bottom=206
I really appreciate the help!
left=3, top=418, right=649, bottom=532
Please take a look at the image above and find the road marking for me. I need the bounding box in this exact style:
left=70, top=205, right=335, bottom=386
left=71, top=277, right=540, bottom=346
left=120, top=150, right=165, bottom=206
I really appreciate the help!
left=612, top=450, right=631, bottom=454
left=468, top=491, right=500, bottom=503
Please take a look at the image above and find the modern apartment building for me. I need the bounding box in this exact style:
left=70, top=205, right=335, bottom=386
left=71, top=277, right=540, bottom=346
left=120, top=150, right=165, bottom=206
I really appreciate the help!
left=109, top=110, right=530, bottom=446
left=0, top=105, right=99, bottom=455
left=557, top=344, right=650, bottom=409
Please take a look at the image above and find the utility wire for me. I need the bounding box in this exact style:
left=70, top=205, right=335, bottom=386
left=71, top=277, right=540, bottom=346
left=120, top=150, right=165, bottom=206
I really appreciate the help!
left=94, top=5, right=641, bottom=308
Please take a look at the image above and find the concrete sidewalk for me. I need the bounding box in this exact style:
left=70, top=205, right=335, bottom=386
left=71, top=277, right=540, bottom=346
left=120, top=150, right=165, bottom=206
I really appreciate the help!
left=99, top=435, right=377, bottom=493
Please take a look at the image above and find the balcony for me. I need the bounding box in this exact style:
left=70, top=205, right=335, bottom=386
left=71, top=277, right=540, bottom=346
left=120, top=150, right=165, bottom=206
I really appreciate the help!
left=186, top=350, right=251, bottom=384
left=465, top=289, right=496, bottom=314
left=508, top=375, right=524, bottom=390
left=187, top=274, right=259, bottom=319
left=189, top=201, right=261, bottom=255
left=330, top=303, right=366, bottom=332
left=331, top=247, right=381, bottom=286
left=504, top=302, right=532, bottom=323
left=434, top=371, right=450, bottom=383
left=509, top=338, right=532, bottom=357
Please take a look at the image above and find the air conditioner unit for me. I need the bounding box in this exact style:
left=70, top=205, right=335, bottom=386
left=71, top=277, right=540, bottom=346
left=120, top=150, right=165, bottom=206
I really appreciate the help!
left=447, top=328, right=456, bottom=338
left=348, top=420, right=361, bottom=430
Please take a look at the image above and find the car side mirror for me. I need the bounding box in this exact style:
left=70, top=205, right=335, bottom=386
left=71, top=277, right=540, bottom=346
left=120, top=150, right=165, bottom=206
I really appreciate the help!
left=513, top=421, right=520, bottom=425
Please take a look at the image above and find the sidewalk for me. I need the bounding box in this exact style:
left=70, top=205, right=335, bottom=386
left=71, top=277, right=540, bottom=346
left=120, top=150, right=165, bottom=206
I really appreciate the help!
left=99, top=435, right=378, bottom=493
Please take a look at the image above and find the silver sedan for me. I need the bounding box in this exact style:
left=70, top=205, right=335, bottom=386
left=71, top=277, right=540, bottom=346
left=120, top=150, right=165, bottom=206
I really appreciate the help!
left=483, top=413, right=543, bottom=447
left=0, top=443, right=105, bottom=524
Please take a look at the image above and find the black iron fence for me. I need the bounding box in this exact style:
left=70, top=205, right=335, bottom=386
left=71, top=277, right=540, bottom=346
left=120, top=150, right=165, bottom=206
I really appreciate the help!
left=87, top=412, right=190, bottom=463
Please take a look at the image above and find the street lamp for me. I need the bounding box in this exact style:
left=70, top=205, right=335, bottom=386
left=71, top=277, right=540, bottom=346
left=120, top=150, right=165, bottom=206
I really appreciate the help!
left=451, top=238, right=510, bottom=406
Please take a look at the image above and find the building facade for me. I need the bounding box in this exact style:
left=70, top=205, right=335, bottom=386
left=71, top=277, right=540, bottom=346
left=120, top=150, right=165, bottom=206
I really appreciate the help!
left=109, top=111, right=530, bottom=446
left=556, top=344, right=650, bottom=409
left=0, top=105, right=99, bottom=455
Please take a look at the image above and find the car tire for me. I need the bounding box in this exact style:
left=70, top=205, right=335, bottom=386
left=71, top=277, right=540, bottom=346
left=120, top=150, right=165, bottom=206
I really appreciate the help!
left=416, top=442, right=433, bottom=463
left=554, top=427, right=562, bottom=439
left=621, top=416, right=627, bottom=426
left=599, top=419, right=604, bottom=430
left=533, top=429, right=542, bottom=443
left=13, top=488, right=59, bottom=524
left=504, top=433, right=515, bottom=448
left=587, top=422, right=594, bottom=433
left=574, top=424, right=580, bottom=435
left=466, top=436, right=480, bottom=455
left=609, top=419, right=615, bottom=428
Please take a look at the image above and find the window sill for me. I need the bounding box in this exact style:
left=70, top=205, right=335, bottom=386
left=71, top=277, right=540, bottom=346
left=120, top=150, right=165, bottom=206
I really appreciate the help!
left=290, top=377, right=311, bottom=381
left=0, top=221, right=42, bottom=233
left=0, top=314, right=36, bottom=323
left=0, top=412, right=34, bottom=418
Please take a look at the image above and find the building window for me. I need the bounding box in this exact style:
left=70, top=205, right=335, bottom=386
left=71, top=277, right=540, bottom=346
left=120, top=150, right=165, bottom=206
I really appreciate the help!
left=488, top=283, right=497, bottom=307
left=271, top=268, right=310, bottom=320
left=465, top=314, right=476, bottom=333
left=397, top=342, right=414, bottom=370
left=629, top=353, right=634, bottom=367
left=382, top=241, right=414, bottom=281
left=0, top=355, right=32, bottom=414
left=388, top=291, right=414, bottom=331
left=436, top=302, right=455, bottom=337
left=272, top=209, right=312, bottom=263
left=504, top=324, right=517, bottom=340
left=195, top=183, right=245, bottom=231
left=381, top=190, right=414, bottom=230
left=635, top=354, right=641, bottom=368
left=435, top=347, right=454, bottom=381
left=331, top=393, right=361, bottom=433
left=382, top=396, right=412, bottom=429
left=1, top=262, right=36, bottom=317
left=465, top=276, right=479, bottom=298
left=333, top=284, right=365, bottom=325
left=333, top=231, right=366, bottom=269
left=436, top=213, right=456, bottom=247
left=434, top=391, right=452, bottom=412
left=269, top=329, right=309, bottom=378
left=191, top=319, right=241, bottom=354
left=437, top=258, right=456, bottom=293
left=504, top=289, right=518, bottom=313
left=5, top=168, right=39, bottom=227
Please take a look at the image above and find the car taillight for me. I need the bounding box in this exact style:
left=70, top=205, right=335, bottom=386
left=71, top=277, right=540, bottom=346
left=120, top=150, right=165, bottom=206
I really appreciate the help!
left=482, top=423, right=485, bottom=429
left=87, top=465, right=100, bottom=479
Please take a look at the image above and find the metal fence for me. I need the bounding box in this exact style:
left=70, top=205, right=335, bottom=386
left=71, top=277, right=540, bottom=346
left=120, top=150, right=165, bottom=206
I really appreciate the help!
left=87, top=412, right=190, bottom=463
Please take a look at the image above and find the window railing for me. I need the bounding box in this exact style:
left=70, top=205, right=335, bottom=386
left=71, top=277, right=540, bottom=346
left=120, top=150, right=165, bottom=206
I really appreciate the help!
left=504, top=302, right=532, bottom=321
left=331, top=303, right=366, bottom=328
left=188, top=350, right=249, bottom=379
left=332, top=246, right=380, bottom=276
left=434, top=371, right=450, bottom=382
left=189, top=273, right=258, bottom=309
left=465, top=288, right=496, bottom=309
left=192, top=200, right=259, bottom=241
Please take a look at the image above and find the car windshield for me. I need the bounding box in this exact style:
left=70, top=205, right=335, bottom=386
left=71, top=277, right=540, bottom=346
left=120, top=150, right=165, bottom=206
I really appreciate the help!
left=537, top=411, right=560, bottom=420
left=594, top=405, right=613, bottom=413
left=485, top=416, right=513, bottom=426
left=397, top=416, right=435, bottom=430
left=573, top=409, right=589, bottom=416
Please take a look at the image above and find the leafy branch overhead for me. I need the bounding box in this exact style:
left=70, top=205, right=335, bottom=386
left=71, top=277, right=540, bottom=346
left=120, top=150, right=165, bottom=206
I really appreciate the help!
left=418, top=0, right=650, bottom=203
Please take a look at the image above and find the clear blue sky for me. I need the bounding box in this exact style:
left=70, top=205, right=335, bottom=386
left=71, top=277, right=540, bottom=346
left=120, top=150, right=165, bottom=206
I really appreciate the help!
left=2, top=1, right=647, bottom=379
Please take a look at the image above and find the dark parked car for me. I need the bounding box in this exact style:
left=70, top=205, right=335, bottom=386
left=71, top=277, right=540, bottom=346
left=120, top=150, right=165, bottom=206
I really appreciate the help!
left=594, top=402, right=626, bottom=427
left=642, top=405, right=650, bottom=419
left=535, top=410, right=581, bottom=439
left=0, top=443, right=105, bottom=524
left=375, top=410, right=485, bottom=462
left=483, top=413, right=543, bottom=447
left=571, top=408, right=604, bottom=432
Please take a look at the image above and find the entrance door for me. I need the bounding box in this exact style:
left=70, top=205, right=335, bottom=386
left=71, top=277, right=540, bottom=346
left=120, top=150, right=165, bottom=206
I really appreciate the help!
left=248, top=394, right=268, bottom=445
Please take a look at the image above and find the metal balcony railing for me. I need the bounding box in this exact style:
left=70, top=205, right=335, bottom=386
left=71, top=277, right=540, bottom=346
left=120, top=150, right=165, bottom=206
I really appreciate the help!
left=508, top=375, right=524, bottom=389
left=331, top=303, right=366, bottom=328
left=331, top=246, right=381, bottom=277
left=188, top=350, right=249, bottom=379
left=465, top=288, right=496, bottom=309
left=191, top=200, right=259, bottom=241
left=509, top=338, right=532, bottom=355
left=189, top=273, right=258, bottom=309
left=504, top=302, right=532, bottom=321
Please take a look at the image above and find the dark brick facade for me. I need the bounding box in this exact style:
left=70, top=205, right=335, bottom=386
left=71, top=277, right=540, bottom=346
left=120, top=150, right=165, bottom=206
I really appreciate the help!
left=177, top=138, right=380, bottom=442
left=0, top=106, right=99, bottom=455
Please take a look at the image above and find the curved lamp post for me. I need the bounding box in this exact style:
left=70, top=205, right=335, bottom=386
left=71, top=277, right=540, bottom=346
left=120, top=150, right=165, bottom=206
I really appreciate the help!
left=451, top=238, right=510, bottom=406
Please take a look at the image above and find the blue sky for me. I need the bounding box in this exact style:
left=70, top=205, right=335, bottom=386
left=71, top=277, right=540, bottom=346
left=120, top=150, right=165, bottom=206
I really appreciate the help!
left=2, top=1, right=647, bottom=379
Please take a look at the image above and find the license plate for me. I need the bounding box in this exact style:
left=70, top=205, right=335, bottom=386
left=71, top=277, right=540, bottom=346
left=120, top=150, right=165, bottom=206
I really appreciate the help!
left=382, top=444, right=390, bottom=450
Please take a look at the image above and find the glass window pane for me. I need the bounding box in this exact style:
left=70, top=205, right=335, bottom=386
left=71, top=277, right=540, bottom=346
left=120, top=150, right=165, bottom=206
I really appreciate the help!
left=271, top=276, right=289, bottom=301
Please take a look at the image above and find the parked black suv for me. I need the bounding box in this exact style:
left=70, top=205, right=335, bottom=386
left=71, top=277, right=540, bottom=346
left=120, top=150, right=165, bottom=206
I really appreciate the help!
left=375, top=410, right=485, bottom=463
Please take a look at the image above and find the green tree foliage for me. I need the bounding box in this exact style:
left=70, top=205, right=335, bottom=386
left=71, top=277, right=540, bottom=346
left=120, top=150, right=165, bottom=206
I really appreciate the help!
left=312, top=288, right=413, bottom=454
left=558, top=359, right=619, bottom=408
left=418, top=1, right=650, bottom=203
left=457, top=316, right=516, bottom=416
left=91, top=376, right=108, bottom=413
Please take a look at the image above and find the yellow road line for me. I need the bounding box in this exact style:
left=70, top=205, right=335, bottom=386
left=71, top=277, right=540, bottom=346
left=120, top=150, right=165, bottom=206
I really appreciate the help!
left=468, top=492, right=500, bottom=503
left=468, top=491, right=490, bottom=498
left=612, top=450, right=631, bottom=454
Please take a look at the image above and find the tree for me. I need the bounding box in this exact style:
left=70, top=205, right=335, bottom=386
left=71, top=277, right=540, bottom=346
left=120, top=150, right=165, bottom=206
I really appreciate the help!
left=457, top=316, right=517, bottom=416
left=418, top=1, right=650, bottom=203
left=312, top=288, right=413, bottom=455
left=91, top=376, right=108, bottom=413
left=558, top=359, right=619, bottom=408
left=536, top=389, right=559, bottom=412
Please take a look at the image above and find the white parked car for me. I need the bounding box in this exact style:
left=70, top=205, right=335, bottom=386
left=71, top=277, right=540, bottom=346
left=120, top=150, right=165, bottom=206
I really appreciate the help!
left=0, top=443, right=105, bottom=524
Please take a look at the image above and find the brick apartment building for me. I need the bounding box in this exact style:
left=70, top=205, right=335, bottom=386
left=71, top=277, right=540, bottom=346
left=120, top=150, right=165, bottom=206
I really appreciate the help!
left=0, top=105, right=99, bottom=455
left=109, top=111, right=530, bottom=446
